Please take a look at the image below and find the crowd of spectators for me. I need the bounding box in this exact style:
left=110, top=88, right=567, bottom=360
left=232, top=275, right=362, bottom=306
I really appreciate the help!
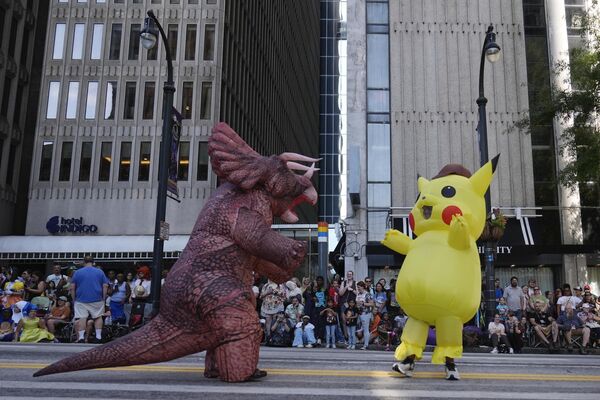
left=0, top=257, right=168, bottom=344
left=1, top=260, right=599, bottom=355
left=490, top=276, right=600, bottom=355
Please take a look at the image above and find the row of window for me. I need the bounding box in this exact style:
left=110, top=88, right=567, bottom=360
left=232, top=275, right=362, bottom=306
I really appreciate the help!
left=39, top=140, right=209, bottom=183
left=58, top=1, right=217, bottom=5
left=52, top=21, right=215, bottom=62
left=46, top=79, right=213, bottom=121
left=0, top=138, right=17, bottom=187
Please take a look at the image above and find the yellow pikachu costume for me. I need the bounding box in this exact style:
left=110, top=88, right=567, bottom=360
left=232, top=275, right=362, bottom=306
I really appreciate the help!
left=382, top=157, right=498, bottom=372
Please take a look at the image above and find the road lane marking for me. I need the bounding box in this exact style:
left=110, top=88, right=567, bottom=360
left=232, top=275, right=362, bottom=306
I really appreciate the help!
left=3, top=363, right=600, bottom=382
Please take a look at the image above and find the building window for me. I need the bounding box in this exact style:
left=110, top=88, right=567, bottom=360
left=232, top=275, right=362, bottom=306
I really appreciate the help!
left=66, top=82, right=80, bottom=120
left=143, top=82, right=155, bottom=119
left=98, top=141, right=112, bottom=181
left=200, top=82, right=212, bottom=119
left=196, top=141, right=208, bottom=180
left=109, top=23, right=122, bottom=60
left=39, top=141, right=54, bottom=182
left=72, top=23, right=85, bottom=60
left=203, top=24, right=215, bottom=60
left=128, top=23, right=141, bottom=60
left=206, top=0, right=217, bottom=4
left=8, top=17, right=18, bottom=58
left=47, top=81, right=60, bottom=119
left=104, top=81, right=117, bottom=120
left=53, top=23, right=66, bottom=60
left=58, top=141, right=73, bottom=181
left=91, top=24, right=104, bottom=59
left=138, top=141, right=151, bottom=181
left=20, top=28, right=30, bottom=66
left=123, top=82, right=136, bottom=119
left=79, top=142, right=93, bottom=181
left=182, top=82, right=193, bottom=119
left=0, top=78, right=11, bottom=117
left=13, top=86, right=23, bottom=126
left=184, top=24, right=196, bottom=60
left=5, top=143, right=16, bottom=186
left=147, top=39, right=158, bottom=60
left=189, top=0, right=199, bottom=4
left=168, top=24, right=178, bottom=60
left=170, top=0, right=180, bottom=4
left=151, top=0, right=162, bottom=4
left=85, top=81, right=99, bottom=119
left=118, top=141, right=132, bottom=181
left=178, top=141, right=190, bottom=180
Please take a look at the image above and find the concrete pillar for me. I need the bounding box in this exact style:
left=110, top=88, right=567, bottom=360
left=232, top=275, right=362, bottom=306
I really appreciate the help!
left=545, top=0, right=586, bottom=285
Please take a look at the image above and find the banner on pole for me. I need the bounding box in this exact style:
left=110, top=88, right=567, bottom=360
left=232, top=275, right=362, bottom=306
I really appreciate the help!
left=168, top=107, right=182, bottom=199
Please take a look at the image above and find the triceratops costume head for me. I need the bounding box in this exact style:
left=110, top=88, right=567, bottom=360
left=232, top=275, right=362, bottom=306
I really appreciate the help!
left=34, top=123, right=318, bottom=383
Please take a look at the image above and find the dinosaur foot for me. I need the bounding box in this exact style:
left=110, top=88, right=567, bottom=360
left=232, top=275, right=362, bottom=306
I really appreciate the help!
left=246, top=368, right=267, bottom=381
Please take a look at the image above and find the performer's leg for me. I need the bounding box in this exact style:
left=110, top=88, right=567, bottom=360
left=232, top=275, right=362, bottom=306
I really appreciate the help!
left=432, top=316, right=463, bottom=364
left=213, top=325, right=263, bottom=382
left=395, top=318, right=429, bottom=361
left=204, top=349, right=219, bottom=378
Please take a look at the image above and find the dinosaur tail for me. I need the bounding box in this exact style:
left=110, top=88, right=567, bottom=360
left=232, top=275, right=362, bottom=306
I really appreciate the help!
left=33, top=315, right=203, bottom=377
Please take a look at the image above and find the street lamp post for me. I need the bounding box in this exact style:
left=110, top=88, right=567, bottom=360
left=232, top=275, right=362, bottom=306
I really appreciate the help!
left=140, top=10, right=175, bottom=316
left=476, top=25, right=501, bottom=326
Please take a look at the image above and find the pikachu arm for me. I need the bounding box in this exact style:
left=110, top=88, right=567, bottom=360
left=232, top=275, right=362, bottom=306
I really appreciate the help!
left=381, top=229, right=411, bottom=255
left=447, top=215, right=470, bottom=250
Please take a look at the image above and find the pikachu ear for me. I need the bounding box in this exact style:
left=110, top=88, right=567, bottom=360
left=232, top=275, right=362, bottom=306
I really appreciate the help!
left=417, top=175, right=430, bottom=193
left=470, top=154, right=500, bottom=196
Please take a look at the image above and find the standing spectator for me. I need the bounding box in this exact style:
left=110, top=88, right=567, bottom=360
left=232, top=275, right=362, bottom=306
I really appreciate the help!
left=503, top=276, right=525, bottom=319
left=285, top=295, right=304, bottom=327
left=327, top=279, right=340, bottom=308
left=293, top=315, right=316, bottom=348
left=285, top=280, right=302, bottom=303
left=268, top=311, right=293, bottom=347
left=364, top=277, right=375, bottom=296
left=260, top=279, right=287, bottom=342
left=44, top=296, right=71, bottom=335
left=320, top=301, right=338, bottom=348
left=488, top=314, right=513, bottom=354
left=377, top=278, right=388, bottom=291
left=45, top=265, right=66, bottom=291
left=521, top=286, right=530, bottom=314
left=494, top=278, right=503, bottom=303
left=130, top=266, right=152, bottom=302
left=314, top=276, right=327, bottom=343
left=2, top=278, right=24, bottom=308
left=344, top=299, right=358, bottom=349
left=573, top=286, right=584, bottom=303
left=355, top=281, right=374, bottom=350
left=528, top=286, right=548, bottom=312
left=388, top=278, right=400, bottom=319
left=71, top=256, right=109, bottom=343
left=394, top=308, right=408, bottom=339
left=526, top=278, right=537, bottom=296
left=339, top=270, right=357, bottom=339
left=108, top=272, right=130, bottom=324
left=557, top=305, right=590, bottom=354
left=373, top=283, right=388, bottom=315
left=23, top=271, right=46, bottom=301
left=556, top=286, right=581, bottom=316
left=125, top=271, right=135, bottom=290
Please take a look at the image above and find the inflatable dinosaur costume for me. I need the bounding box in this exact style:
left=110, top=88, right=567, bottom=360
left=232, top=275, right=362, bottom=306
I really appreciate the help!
left=34, top=122, right=318, bottom=382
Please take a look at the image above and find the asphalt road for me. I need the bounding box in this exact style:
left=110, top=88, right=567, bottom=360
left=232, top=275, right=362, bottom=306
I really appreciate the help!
left=1, top=343, right=599, bottom=399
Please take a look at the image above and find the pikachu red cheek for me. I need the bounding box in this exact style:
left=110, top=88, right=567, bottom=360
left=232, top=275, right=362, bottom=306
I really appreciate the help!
left=442, top=206, right=462, bottom=225
left=409, top=212, right=415, bottom=231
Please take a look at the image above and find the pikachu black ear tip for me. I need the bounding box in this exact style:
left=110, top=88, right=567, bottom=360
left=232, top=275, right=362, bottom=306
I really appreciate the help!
left=491, top=154, right=500, bottom=173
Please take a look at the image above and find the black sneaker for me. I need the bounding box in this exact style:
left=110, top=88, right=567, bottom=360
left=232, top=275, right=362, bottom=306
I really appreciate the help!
left=445, top=362, right=460, bottom=381
left=76, top=339, right=85, bottom=343
left=88, top=337, right=101, bottom=344
left=392, top=361, right=415, bottom=377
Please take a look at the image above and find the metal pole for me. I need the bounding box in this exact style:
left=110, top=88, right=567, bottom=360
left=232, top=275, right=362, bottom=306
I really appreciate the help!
left=318, top=222, right=329, bottom=279
left=147, top=10, right=175, bottom=317
left=477, top=25, right=497, bottom=327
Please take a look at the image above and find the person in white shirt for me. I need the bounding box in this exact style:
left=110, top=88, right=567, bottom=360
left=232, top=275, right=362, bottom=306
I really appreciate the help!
left=292, top=315, right=316, bottom=348
left=556, top=286, right=582, bottom=315
left=45, top=265, right=66, bottom=291
left=488, top=314, right=513, bottom=354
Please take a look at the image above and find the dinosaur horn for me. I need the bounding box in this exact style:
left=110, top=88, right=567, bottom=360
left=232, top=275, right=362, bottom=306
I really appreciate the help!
left=280, top=152, right=320, bottom=163
left=287, top=161, right=311, bottom=172
left=304, top=163, right=317, bottom=179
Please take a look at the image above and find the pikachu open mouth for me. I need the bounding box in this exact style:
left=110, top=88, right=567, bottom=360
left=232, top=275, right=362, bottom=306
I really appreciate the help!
left=422, top=205, right=433, bottom=220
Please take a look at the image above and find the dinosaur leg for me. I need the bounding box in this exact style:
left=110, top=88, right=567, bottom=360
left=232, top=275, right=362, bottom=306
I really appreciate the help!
left=213, top=325, right=262, bottom=382
left=431, top=315, right=463, bottom=364
left=395, top=318, right=429, bottom=361
left=204, top=349, right=219, bottom=378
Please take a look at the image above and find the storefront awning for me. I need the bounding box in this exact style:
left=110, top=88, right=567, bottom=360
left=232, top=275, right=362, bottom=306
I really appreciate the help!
left=0, top=235, right=190, bottom=261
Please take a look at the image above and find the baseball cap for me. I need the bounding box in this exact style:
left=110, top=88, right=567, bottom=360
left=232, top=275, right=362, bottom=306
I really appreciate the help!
left=574, top=286, right=583, bottom=291
left=583, top=284, right=591, bottom=290
left=58, top=296, right=68, bottom=302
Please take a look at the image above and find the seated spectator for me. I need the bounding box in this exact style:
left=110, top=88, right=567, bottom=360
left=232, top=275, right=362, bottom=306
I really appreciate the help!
left=505, top=311, right=524, bottom=354
left=46, top=264, right=66, bottom=293
left=2, top=279, right=24, bottom=308
left=377, top=312, right=396, bottom=351
left=528, top=300, right=558, bottom=351
left=268, top=311, right=293, bottom=347
left=44, top=296, right=71, bottom=334
left=15, top=304, right=55, bottom=343
left=556, top=286, right=581, bottom=316
left=285, top=295, right=304, bottom=327
left=23, top=270, right=46, bottom=301
left=0, top=307, right=15, bottom=342
left=373, top=283, right=388, bottom=315
left=496, top=297, right=509, bottom=323
left=578, top=303, right=600, bottom=350
left=293, top=315, right=316, bottom=348
left=394, top=308, right=408, bottom=338
left=557, top=305, right=590, bottom=354
left=344, top=299, right=358, bottom=349
left=320, top=302, right=338, bottom=348
left=488, top=314, right=513, bottom=354
left=11, top=300, right=28, bottom=326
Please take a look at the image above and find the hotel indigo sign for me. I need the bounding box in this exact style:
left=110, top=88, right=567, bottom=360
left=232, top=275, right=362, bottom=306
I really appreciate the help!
left=46, top=216, right=98, bottom=234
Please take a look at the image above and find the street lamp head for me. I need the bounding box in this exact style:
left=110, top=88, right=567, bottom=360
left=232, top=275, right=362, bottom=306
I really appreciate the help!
left=485, top=42, right=501, bottom=63
left=140, top=14, right=159, bottom=50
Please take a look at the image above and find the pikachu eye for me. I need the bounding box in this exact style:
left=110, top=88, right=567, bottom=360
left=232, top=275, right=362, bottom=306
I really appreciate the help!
left=441, top=186, right=456, bottom=198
